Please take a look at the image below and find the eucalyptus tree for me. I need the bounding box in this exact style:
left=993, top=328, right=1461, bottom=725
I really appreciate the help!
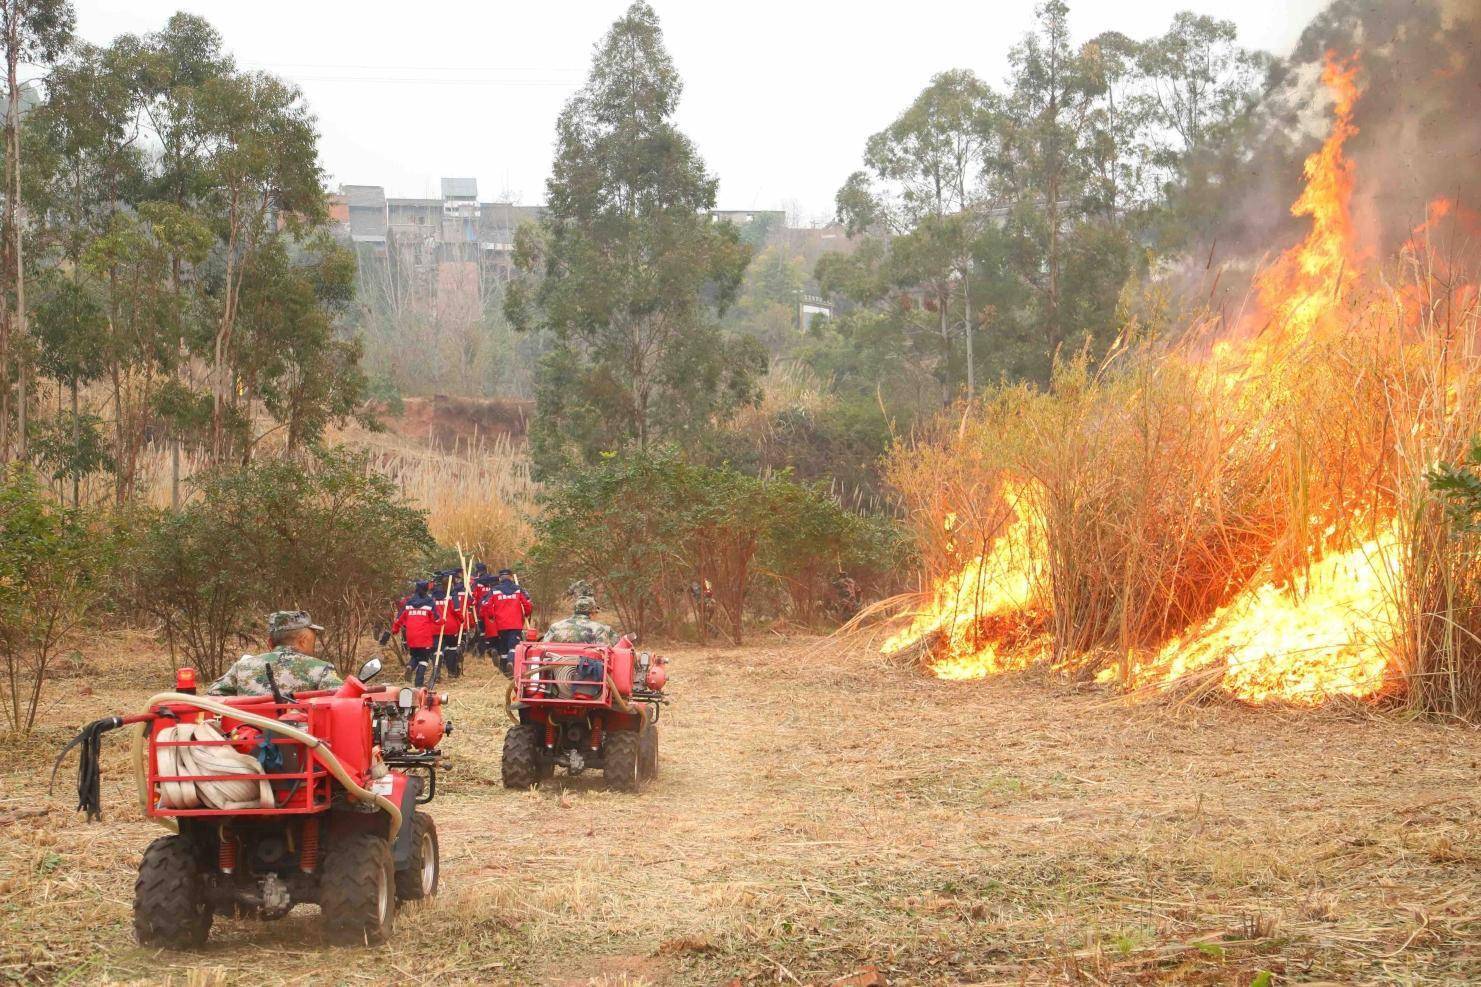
left=0, top=0, right=72, bottom=461
left=194, top=68, right=324, bottom=460
left=835, top=69, right=999, bottom=398
left=505, top=2, right=758, bottom=475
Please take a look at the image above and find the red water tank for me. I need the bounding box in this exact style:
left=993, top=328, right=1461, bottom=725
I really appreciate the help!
left=609, top=638, right=636, bottom=697
left=321, top=697, right=373, bottom=782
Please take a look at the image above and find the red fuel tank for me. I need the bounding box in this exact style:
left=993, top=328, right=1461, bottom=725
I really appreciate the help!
left=317, top=697, right=373, bottom=783
left=609, top=638, right=636, bottom=696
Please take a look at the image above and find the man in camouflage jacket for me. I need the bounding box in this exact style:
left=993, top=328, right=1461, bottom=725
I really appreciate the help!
left=207, top=610, right=343, bottom=696
left=542, top=596, right=619, bottom=647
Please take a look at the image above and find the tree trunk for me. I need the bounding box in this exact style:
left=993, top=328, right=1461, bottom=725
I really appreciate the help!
left=1, top=20, right=18, bottom=463
left=8, top=42, right=24, bottom=462
left=212, top=193, right=242, bottom=463
left=939, top=284, right=951, bottom=404
left=1047, top=168, right=1061, bottom=355
left=70, top=380, right=79, bottom=507
left=963, top=263, right=975, bottom=399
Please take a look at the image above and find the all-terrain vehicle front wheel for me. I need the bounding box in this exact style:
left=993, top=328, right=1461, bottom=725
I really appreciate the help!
left=604, top=730, right=642, bottom=793
left=395, top=812, right=439, bottom=901
left=320, top=831, right=394, bottom=945
left=134, top=834, right=212, bottom=947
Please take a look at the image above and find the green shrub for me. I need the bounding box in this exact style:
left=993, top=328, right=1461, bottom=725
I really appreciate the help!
left=0, top=466, right=117, bottom=734
left=135, top=449, right=433, bottom=677
left=529, top=449, right=901, bottom=641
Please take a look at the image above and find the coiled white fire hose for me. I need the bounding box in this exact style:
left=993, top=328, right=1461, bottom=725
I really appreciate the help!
left=131, top=692, right=403, bottom=838
left=504, top=667, right=635, bottom=723
left=154, top=721, right=274, bottom=810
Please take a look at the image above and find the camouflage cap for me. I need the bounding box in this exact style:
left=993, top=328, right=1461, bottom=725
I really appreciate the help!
left=268, top=610, right=324, bottom=635
left=574, top=595, right=597, bottom=616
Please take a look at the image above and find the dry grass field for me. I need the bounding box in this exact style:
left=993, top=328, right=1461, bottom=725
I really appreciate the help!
left=1, top=632, right=1477, bottom=985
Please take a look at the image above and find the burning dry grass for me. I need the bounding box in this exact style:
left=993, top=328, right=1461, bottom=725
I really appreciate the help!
left=885, top=273, right=1481, bottom=711
left=882, top=50, right=1481, bottom=715
left=1, top=634, right=1477, bottom=984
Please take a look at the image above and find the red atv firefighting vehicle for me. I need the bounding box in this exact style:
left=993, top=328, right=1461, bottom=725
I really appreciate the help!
left=502, top=633, right=668, bottom=791
left=56, top=656, right=449, bottom=947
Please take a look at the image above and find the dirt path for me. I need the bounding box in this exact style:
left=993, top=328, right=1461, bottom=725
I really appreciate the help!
left=1, top=635, right=1478, bottom=984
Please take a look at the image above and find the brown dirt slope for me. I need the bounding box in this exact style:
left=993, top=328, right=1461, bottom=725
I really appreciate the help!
left=0, top=635, right=1477, bottom=985
left=381, top=396, right=531, bottom=447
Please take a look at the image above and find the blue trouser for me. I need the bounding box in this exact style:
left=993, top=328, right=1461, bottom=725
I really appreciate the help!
left=496, top=629, right=523, bottom=674
left=407, top=646, right=432, bottom=686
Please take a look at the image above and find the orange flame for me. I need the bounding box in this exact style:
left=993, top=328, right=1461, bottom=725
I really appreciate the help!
left=1400, top=196, right=1481, bottom=328
left=881, top=480, right=1048, bottom=680
left=1104, top=521, right=1400, bottom=702
left=886, top=52, right=1420, bottom=702
left=1260, top=55, right=1363, bottom=325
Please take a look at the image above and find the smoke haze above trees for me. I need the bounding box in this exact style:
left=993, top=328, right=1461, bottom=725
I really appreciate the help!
left=803, top=0, right=1478, bottom=416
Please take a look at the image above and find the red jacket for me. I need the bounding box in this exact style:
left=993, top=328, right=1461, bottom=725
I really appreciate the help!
left=392, top=595, right=443, bottom=649
left=436, top=589, right=471, bottom=637
left=479, top=580, right=533, bottom=633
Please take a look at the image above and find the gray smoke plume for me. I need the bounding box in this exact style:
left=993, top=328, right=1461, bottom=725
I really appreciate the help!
left=1235, top=0, right=1479, bottom=255
left=1189, top=0, right=1480, bottom=325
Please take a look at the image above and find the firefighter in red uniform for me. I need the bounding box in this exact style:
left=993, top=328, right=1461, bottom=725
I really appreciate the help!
left=390, top=579, right=443, bottom=686
left=471, top=562, right=495, bottom=657
left=479, top=568, right=533, bottom=677
left=433, top=570, right=471, bottom=680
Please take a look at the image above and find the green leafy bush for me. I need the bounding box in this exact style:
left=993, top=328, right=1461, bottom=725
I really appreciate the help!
left=529, top=449, right=903, bottom=641
left=135, top=449, right=433, bottom=677
left=0, top=467, right=117, bottom=734
left=1428, top=438, right=1481, bottom=532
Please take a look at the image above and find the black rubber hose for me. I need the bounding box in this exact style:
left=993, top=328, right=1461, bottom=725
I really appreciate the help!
left=50, top=716, right=126, bottom=822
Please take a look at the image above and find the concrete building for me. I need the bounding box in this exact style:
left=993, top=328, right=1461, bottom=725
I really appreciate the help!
left=345, top=185, right=388, bottom=243
left=339, top=178, right=545, bottom=318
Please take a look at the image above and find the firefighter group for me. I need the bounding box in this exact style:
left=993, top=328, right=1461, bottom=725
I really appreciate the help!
left=382, top=562, right=533, bottom=685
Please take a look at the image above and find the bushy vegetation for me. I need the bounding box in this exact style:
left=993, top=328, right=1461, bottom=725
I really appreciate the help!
left=527, top=449, right=902, bottom=642
left=133, top=450, right=432, bottom=678
left=0, top=465, right=115, bottom=733
left=500, top=1, right=905, bottom=633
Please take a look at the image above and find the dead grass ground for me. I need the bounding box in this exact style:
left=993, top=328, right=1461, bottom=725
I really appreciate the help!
left=0, top=633, right=1477, bottom=985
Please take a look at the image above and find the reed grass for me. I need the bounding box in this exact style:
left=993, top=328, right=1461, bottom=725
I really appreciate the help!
left=77, top=426, right=539, bottom=565
left=886, top=255, right=1481, bottom=714
left=347, top=428, right=537, bottom=563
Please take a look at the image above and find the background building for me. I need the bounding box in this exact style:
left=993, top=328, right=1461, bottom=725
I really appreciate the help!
left=338, top=178, right=543, bottom=318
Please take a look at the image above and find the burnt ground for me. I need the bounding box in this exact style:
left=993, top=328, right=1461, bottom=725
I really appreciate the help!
left=0, top=632, right=1477, bottom=985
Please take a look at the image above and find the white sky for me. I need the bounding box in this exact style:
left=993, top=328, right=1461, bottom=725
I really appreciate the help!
left=71, top=0, right=1328, bottom=222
